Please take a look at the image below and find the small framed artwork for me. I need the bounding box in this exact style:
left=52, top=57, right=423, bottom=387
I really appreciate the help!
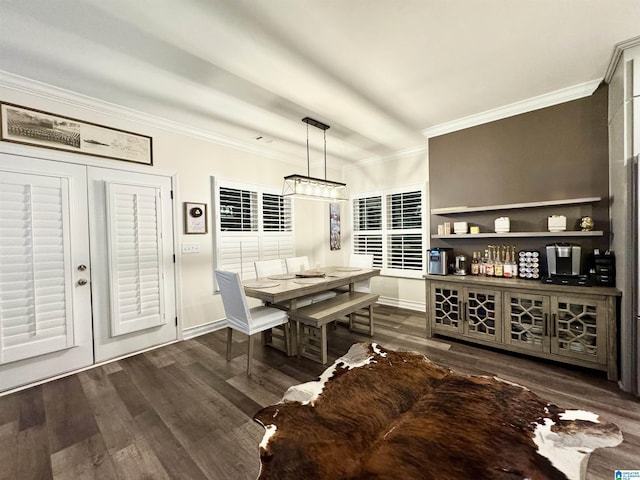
left=184, top=202, right=208, bottom=234
left=0, top=102, right=153, bottom=165
left=329, top=203, right=341, bottom=250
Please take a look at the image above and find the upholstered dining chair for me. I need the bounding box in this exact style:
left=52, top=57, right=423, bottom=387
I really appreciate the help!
left=254, top=258, right=287, bottom=278
left=335, top=254, right=376, bottom=334
left=285, top=256, right=310, bottom=273
left=349, top=253, right=375, bottom=293
left=215, top=269, right=289, bottom=376
left=285, top=256, right=336, bottom=303
left=335, top=254, right=375, bottom=293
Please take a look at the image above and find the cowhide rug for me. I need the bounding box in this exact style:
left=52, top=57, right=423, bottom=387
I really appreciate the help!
left=254, top=343, right=623, bottom=480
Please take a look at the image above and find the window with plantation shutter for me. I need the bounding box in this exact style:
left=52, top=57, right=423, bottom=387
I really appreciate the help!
left=352, top=186, right=425, bottom=278
left=213, top=179, right=294, bottom=282
left=0, top=171, right=74, bottom=364
left=105, top=182, right=165, bottom=336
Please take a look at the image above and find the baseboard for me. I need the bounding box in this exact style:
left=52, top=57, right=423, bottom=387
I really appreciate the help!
left=377, top=296, right=425, bottom=312
left=182, top=319, right=227, bottom=340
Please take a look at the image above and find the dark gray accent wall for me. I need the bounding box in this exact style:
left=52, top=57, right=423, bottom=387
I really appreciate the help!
left=428, top=85, right=610, bottom=272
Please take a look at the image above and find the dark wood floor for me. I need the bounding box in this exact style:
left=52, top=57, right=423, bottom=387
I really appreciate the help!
left=1, top=305, right=638, bottom=479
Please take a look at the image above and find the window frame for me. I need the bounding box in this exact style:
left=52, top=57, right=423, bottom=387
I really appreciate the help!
left=212, top=177, right=295, bottom=284
left=351, top=184, right=426, bottom=279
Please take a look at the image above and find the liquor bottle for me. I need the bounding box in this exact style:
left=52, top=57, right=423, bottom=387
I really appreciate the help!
left=503, top=246, right=513, bottom=278
left=494, top=245, right=504, bottom=277
left=485, top=246, right=495, bottom=277
left=479, top=250, right=487, bottom=276
left=471, top=251, right=480, bottom=276
left=511, top=246, right=518, bottom=279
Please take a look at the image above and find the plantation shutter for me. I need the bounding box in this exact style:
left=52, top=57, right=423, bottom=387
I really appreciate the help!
left=352, top=187, right=424, bottom=277
left=214, top=181, right=294, bottom=281
left=352, top=196, right=383, bottom=268
left=386, top=191, right=423, bottom=272
left=261, top=193, right=294, bottom=261
left=105, top=182, right=165, bottom=336
left=0, top=171, right=74, bottom=364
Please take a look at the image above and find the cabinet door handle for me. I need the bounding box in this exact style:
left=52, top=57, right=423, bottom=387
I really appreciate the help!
left=552, top=313, right=557, bottom=337
left=543, top=313, right=548, bottom=336
left=464, top=302, right=468, bottom=321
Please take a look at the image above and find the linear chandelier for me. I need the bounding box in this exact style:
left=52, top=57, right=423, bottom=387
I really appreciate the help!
left=282, top=117, right=348, bottom=202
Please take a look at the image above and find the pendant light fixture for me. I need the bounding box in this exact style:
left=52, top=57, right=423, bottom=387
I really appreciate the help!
left=282, top=117, right=348, bottom=201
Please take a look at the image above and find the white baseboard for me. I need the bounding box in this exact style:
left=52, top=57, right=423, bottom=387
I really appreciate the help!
left=182, top=319, right=227, bottom=340
left=377, top=296, right=425, bottom=313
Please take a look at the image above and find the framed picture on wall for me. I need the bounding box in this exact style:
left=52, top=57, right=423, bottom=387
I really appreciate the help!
left=184, top=202, right=208, bottom=234
left=330, top=203, right=341, bottom=250
left=0, top=102, right=153, bottom=165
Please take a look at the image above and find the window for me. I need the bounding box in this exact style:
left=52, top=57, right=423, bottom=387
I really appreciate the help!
left=213, top=178, right=294, bottom=281
left=352, top=185, right=425, bottom=278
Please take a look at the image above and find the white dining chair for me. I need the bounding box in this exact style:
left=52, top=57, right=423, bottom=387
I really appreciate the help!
left=215, top=269, right=290, bottom=376
left=334, top=254, right=375, bottom=333
left=285, top=255, right=336, bottom=303
left=255, top=258, right=287, bottom=278
left=285, top=256, right=310, bottom=273
left=335, top=254, right=375, bottom=293
left=349, top=253, right=374, bottom=293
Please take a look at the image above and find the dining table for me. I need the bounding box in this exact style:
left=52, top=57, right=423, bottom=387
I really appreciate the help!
left=243, top=265, right=380, bottom=309
left=243, top=266, right=380, bottom=356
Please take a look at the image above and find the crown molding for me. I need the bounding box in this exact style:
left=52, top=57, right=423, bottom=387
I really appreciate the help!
left=346, top=143, right=427, bottom=170
left=421, top=79, right=602, bottom=139
left=0, top=70, right=300, bottom=165
left=604, top=35, right=640, bottom=84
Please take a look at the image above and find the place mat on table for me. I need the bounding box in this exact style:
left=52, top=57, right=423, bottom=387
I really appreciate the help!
left=293, top=278, right=326, bottom=285
left=336, top=267, right=362, bottom=272
left=267, top=273, right=297, bottom=280
left=244, top=280, right=280, bottom=288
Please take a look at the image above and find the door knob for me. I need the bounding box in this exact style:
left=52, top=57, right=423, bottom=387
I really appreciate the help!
left=77, top=278, right=88, bottom=286
left=77, top=264, right=87, bottom=271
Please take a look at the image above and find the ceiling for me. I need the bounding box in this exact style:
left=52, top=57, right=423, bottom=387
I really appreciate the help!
left=1, top=0, right=639, bottom=169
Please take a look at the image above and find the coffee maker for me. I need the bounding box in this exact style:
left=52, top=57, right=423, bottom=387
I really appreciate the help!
left=428, top=248, right=452, bottom=275
left=546, top=243, right=581, bottom=277
left=542, top=243, right=591, bottom=286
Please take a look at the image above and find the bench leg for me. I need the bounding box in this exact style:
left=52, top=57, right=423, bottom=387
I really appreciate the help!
left=297, top=323, right=328, bottom=364
left=348, top=304, right=375, bottom=337
left=320, top=325, right=327, bottom=364
left=368, top=304, right=374, bottom=336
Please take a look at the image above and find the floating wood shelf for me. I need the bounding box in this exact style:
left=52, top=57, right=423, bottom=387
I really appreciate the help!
left=431, top=197, right=602, bottom=215
left=431, top=230, right=604, bottom=239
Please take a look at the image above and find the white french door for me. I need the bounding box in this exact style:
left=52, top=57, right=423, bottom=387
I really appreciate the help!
left=88, top=167, right=177, bottom=363
left=0, top=151, right=177, bottom=392
left=0, top=154, right=93, bottom=391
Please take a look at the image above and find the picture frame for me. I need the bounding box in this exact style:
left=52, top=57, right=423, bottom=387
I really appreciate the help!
left=330, top=203, right=341, bottom=250
left=184, top=202, right=208, bottom=234
left=0, top=102, right=153, bottom=165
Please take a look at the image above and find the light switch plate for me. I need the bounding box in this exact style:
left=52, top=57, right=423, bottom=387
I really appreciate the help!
left=182, top=243, right=200, bottom=254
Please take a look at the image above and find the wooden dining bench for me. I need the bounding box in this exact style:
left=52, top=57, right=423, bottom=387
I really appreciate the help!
left=288, top=291, right=379, bottom=364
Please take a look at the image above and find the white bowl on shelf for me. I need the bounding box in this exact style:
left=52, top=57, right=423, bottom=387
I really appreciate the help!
left=453, top=221, right=468, bottom=234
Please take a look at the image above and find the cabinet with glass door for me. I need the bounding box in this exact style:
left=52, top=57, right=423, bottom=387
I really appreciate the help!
left=503, top=292, right=606, bottom=366
left=425, top=275, right=619, bottom=380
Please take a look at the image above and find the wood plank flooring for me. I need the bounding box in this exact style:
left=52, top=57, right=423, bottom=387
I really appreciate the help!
left=1, top=305, right=638, bottom=479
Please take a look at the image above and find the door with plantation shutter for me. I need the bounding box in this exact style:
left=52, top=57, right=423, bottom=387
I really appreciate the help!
left=88, top=167, right=176, bottom=362
left=0, top=154, right=93, bottom=392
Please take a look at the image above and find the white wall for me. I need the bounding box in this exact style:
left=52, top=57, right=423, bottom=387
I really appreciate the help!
left=0, top=81, right=345, bottom=333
